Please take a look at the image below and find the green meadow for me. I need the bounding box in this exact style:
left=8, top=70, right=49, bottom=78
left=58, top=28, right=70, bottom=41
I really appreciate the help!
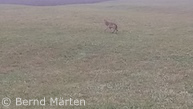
left=0, top=0, right=193, bottom=108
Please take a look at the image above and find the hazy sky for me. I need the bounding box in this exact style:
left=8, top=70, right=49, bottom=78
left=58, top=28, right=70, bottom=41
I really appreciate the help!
left=1, top=0, right=192, bottom=6
left=0, top=0, right=111, bottom=6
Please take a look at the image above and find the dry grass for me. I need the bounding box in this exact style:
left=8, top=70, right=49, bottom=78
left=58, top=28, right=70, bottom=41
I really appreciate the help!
left=0, top=0, right=193, bottom=108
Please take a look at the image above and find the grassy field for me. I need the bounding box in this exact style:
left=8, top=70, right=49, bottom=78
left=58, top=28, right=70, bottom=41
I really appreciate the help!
left=0, top=0, right=193, bottom=108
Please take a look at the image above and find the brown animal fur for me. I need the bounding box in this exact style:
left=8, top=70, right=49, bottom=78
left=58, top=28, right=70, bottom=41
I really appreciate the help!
left=104, top=19, right=118, bottom=33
